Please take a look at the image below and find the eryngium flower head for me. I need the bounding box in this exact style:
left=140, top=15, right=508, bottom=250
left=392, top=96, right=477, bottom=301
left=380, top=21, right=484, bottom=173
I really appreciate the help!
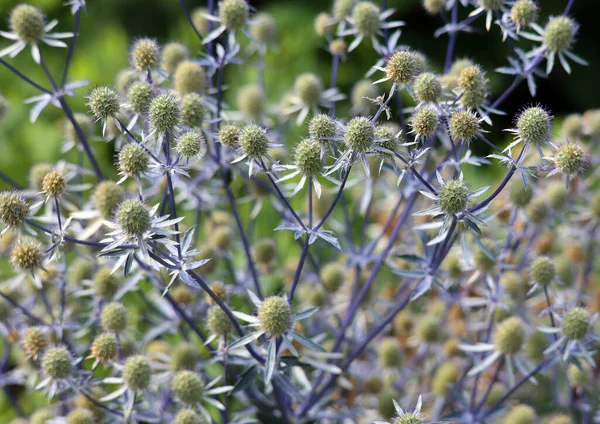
left=174, top=61, right=206, bottom=94
left=87, top=86, right=120, bottom=120
left=457, top=65, right=488, bottom=109
left=170, top=342, right=200, bottom=371
left=494, top=317, right=525, bottom=355
left=237, top=84, right=266, bottom=118
left=309, top=114, right=337, bottom=141
left=295, top=139, right=323, bottom=177
left=219, top=124, right=240, bottom=150
left=561, top=307, right=589, bottom=340
left=100, top=302, right=128, bottom=333
left=329, top=38, right=347, bottom=56
left=416, top=316, right=440, bottom=343
left=314, top=12, right=333, bottom=36
left=91, top=333, right=118, bottom=362
left=543, top=16, right=576, bottom=53
left=352, top=1, right=381, bottom=38
left=123, top=355, right=151, bottom=391
left=66, top=408, right=95, bottom=424
left=509, top=181, right=533, bottom=207
left=547, top=415, right=574, bottom=424
left=561, top=113, right=583, bottom=140
left=161, top=42, right=189, bottom=74
left=432, top=362, right=460, bottom=396
left=294, top=73, right=323, bottom=108
left=10, top=4, right=45, bottom=43
left=554, top=143, right=585, bottom=175
left=11, top=238, right=42, bottom=272
left=207, top=281, right=228, bottom=305
left=93, top=181, right=125, bottom=219
left=504, top=404, right=537, bottom=424
left=172, top=371, right=204, bottom=404
left=321, top=262, right=345, bottom=292
left=258, top=296, right=292, bottom=337
left=344, top=116, right=375, bottom=152
left=41, top=346, right=72, bottom=379
left=239, top=124, right=269, bottom=158
left=423, top=0, right=445, bottom=15
left=23, top=326, right=48, bottom=359
left=119, top=143, right=150, bottom=178
left=219, top=0, right=249, bottom=31
left=351, top=79, right=378, bottom=111
left=515, top=106, right=553, bottom=145
left=116, top=199, right=151, bottom=237
left=438, top=179, right=469, bottom=214
left=41, top=169, right=66, bottom=197
left=176, top=132, right=206, bottom=159
left=479, top=0, right=503, bottom=11
left=411, top=107, right=439, bottom=139
left=0, top=191, right=29, bottom=228
left=180, top=93, right=205, bottom=128
left=510, top=0, right=539, bottom=30
left=530, top=256, right=555, bottom=285
left=449, top=110, right=480, bottom=143
left=413, top=72, right=442, bottom=103
left=131, top=38, right=160, bottom=71
left=175, top=409, right=203, bottom=424
left=386, top=50, right=423, bottom=84
left=149, top=94, right=180, bottom=135
left=250, top=13, right=277, bottom=44
left=207, top=306, right=233, bottom=336
left=127, top=81, right=154, bottom=115
left=334, top=0, right=357, bottom=19
left=378, top=337, right=402, bottom=368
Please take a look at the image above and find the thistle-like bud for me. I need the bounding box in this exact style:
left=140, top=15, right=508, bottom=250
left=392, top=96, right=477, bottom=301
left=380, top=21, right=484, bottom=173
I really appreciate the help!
left=344, top=116, right=375, bottom=153
left=175, top=409, right=203, bottom=424
left=562, top=307, right=589, bottom=340
left=515, top=106, right=553, bottom=145
left=334, top=0, right=357, bottom=19
left=174, top=61, right=206, bottom=94
left=294, top=73, right=323, bottom=108
left=378, top=337, right=402, bottom=368
left=413, top=72, right=442, bottom=104
left=250, top=13, right=277, bottom=44
left=314, top=12, right=333, bottom=36
left=438, top=179, right=469, bottom=214
left=554, top=143, right=585, bottom=175
left=161, top=42, right=189, bottom=74
left=41, top=169, right=66, bottom=197
left=100, top=302, right=128, bottom=333
left=176, top=131, right=206, bottom=159
left=123, top=355, right=151, bottom=391
left=321, top=262, right=345, bottom=292
left=180, top=92, right=206, bottom=127
left=172, top=370, right=204, bottom=405
left=63, top=113, right=94, bottom=142
left=258, top=296, right=292, bottom=337
left=127, top=81, right=154, bottom=115
left=212, top=226, right=232, bottom=250
left=432, top=362, right=460, bottom=396
left=377, top=389, right=398, bottom=419
left=509, top=181, right=533, bottom=207
left=23, top=326, right=48, bottom=359
left=93, top=181, right=125, bottom=219
left=351, top=79, right=377, bottom=113
left=207, top=306, right=233, bottom=336
left=329, top=38, right=347, bottom=56
left=219, top=124, right=240, bottom=150
left=352, top=2, right=381, bottom=38
left=149, top=94, right=180, bottom=135
left=131, top=38, right=160, bottom=71
left=545, top=182, right=568, bottom=209
left=91, top=333, right=118, bottom=363
left=41, top=346, right=72, bottom=379
left=239, top=124, right=269, bottom=158
left=219, top=0, right=249, bottom=31
left=66, top=408, right=95, bottom=424
left=423, top=0, right=445, bottom=15
left=309, top=114, right=337, bottom=142
left=530, top=256, right=555, bottom=285
left=116, top=199, right=151, bottom=237
left=449, top=110, right=480, bottom=143
left=11, top=238, right=42, bottom=272
left=504, top=404, right=537, bottom=424
left=364, top=375, right=383, bottom=394
left=295, top=139, right=323, bottom=177
left=567, top=363, right=590, bottom=387
left=10, top=4, right=45, bottom=43
left=494, top=317, right=525, bottom=355
left=543, top=16, right=576, bottom=54
left=237, top=84, right=266, bottom=118
left=119, top=143, right=149, bottom=178
left=192, top=8, right=210, bottom=34
left=386, top=50, right=423, bottom=85
left=28, top=163, right=52, bottom=191
left=416, top=316, right=441, bottom=343
left=87, top=86, right=120, bottom=121
left=170, top=342, right=200, bottom=371
left=457, top=65, right=488, bottom=109
left=0, top=191, right=29, bottom=228
left=510, top=0, right=539, bottom=30
left=478, top=0, right=503, bottom=11
left=206, top=281, right=228, bottom=305
left=527, top=198, right=548, bottom=223
left=411, top=107, right=439, bottom=138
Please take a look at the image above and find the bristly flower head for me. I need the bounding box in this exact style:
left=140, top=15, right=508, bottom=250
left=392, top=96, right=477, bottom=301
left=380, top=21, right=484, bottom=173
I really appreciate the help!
left=123, top=355, right=152, bottom=391
left=438, top=179, right=469, bottom=215
left=41, top=169, right=66, bottom=198
left=510, top=0, right=539, bottom=30
left=295, top=139, right=323, bottom=177
left=423, top=0, right=445, bottom=15
left=11, top=237, right=42, bottom=273
left=175, top=410, right=203, bottom=424
left=130, top=38, right=160, bottom=72
left=87, top=86, right=120, bottom=122
left=549, top=142, right=586, bottom=176
left=448, top=110, right=481, bottom=144
left=412, top=72, right=442, bottom=104
left=148, top=93, right=181, bottom=136
left=543, top=16, right=576, bottom=54
left=219, top=0, right=249, bottom=31
left=127, top=81, right=155, bottom=115
left=258, top=296, right=293, bottom=337
left=22, top=326, right=49, bottom=359
left=180, top=92, right=206, bottom=127
left=176, top=131, right=206, bottom=160
left=174, top=61, right=206, bottom=94
left=90, top=333, right=118, bottom=363
left=118, top=143, right=150, bottom=180
left=93, top=181, right=125, bottom=219
left=352, top=2, right=381, bottom=38
left=344, top=116, right=375, bottom=153
left=116, top=199, right=151, bottom=238
left=494, top=317, right=525, bottom=355
left=0, top=191, right=30, bottom=231
left=381, top=50, right=423, bottom=86
left=505, top=106, right=553, bottom=155
left=41, top=346, right=73, bottom=380
left=530, top=256, right=556, bottom=286
left=160, top=42, right=189, bottom=74
left=308, top=114, right=338, bottom=142
left=218, top=124, right=240, bottom=150
left=100, top=302, right=128, bottom=333
left=410, top=107, right=439, bottom=140
left=374, top=395, right=425, bottom=424
left=504, top=404, right=537, bottom=424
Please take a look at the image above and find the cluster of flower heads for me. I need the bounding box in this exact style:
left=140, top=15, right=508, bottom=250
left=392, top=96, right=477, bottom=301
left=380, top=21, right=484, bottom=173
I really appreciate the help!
left=0, top=0, right=599, bottom=423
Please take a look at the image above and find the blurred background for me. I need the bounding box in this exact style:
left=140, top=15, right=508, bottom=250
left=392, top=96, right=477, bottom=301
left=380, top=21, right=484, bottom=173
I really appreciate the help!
left=0, top=0, right=598, bottom=186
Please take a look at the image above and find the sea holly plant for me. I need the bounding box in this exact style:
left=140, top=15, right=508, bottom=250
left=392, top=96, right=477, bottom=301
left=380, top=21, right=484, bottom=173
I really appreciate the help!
left=0, top=0, right=599, bottom=422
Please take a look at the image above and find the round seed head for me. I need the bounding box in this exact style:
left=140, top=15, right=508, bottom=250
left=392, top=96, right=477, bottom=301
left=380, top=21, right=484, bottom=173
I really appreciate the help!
left=93, top=181, right=125, bottom=219
left=509, top=181, right=533, bottom=207
left=11, top=238, right=42, bottom=272
left=41, top=346, right=72, bottom=379
left=100, top=302, right=128, bottom=333
left=309, top=114, right=337, bottom=141
left=545, top=182, right=568, bottom=209
left=174, top=61, right=206, bottom=94
left=237, top=84, right=266, bottom=118
left=394, top=412, right=423, bottom=424
left=515, top=106, right=553, bottom=145
left=364, top=375, right=383, bottom=394
left=494, top=317, right=525, bottom=355
left=510, top=0, right=539, bottom=30
left=206, top=281, right=228, bottom=305
left=320, top=263, right=345, bottom=292
left=161, top=42, right=189, bottom=74
left=386, top=50, right=423, bottom=84
left=212, top=226, right=232, bottom=250
left=411, top=107, right=439, bottom=138
left=504, top=404, right=537, bottom=424
left=116, top=199, right=151, bottom=237
left=567, top=363, right=589, bottom=387
left=87, top=86, right=120, bottom=120
left=250, top=12, right=277, bottom=44
left=219, top=0, right=249, bottom=31
left=417, top=316, right=441, bottom=343
left=175, top=410, right=203, bottom=424
left=127, top=81, right=154, bottom=115
left=66, top=408, right=95, bottom=424
left=295, top=139, right=323, bottom=177
left=413, top=72, right=442, bottom=103
left=543, top=16, right=576, bottom=53
left=479, top=0, right=503, bottom=11
left=131, top=38, right=160, bottom=71
left=176, top=131, right=206, bottom=159
left=554, top=143, right=585, bottom=175
left=561, top=114, right=583, bottom=140
left=561, top=307, right=589, bottom=340
left=375, top=124, right=401, bottom=157
left=432, top=362, right=460, bottom=396
left=329, top=38, right=347, bottom=56
left=219, top=124, right=240, bottom=150
left=438, top=179, right=469, bottom=214
left=10, top=4, right=45, bottom=43
left=91, top=333, right=118, bottom=362
left=449, top=110, right=480, bottom=143
left=457, top=65, right=488, bottom=109
left=334, top=0, right=357, bottom=19
left=423, top=0, right=446, bottom=15
left=172, top=286, right=195, bottom=305
left=192, top=7, right=210, bottom=35
left=41, top=170, right=66, bottom=197
left=352, top=1, right=381, bottom=38
left=170, top=342, right=201, bottom=371
left=172, top=370, right=204, bottom=405
left=207, top=305, right=233, bottom=336
left=378, top=337, right=402, bottom=368
left=530, top=256, right=556, bottom=285
left=119, top=143, right=149, bottom=178
left=258, top=296, right=293, bottom=337
left=294, top=73, right=323, bottom=108
left=180, top=92, right=206, bottom=127
left=344, top=116, right=375, bottom=152
left=149, top=94, right=180, bottom=135
left=29, top=163, right=53, bottom=191
left=314, top=12, right=333, bottom=36
left=239, top=124, right=269, bottom=158
left=351, top=79, right=378, bottom=112
left=0, top=191, right=29, bottom=228
left=527, top=198, right=548, bottom=223
left=63, top=113, right=94, bottom=142
left=23, top=327, right=48, bottom=359
left=123, top=355, right=151, bottom=391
